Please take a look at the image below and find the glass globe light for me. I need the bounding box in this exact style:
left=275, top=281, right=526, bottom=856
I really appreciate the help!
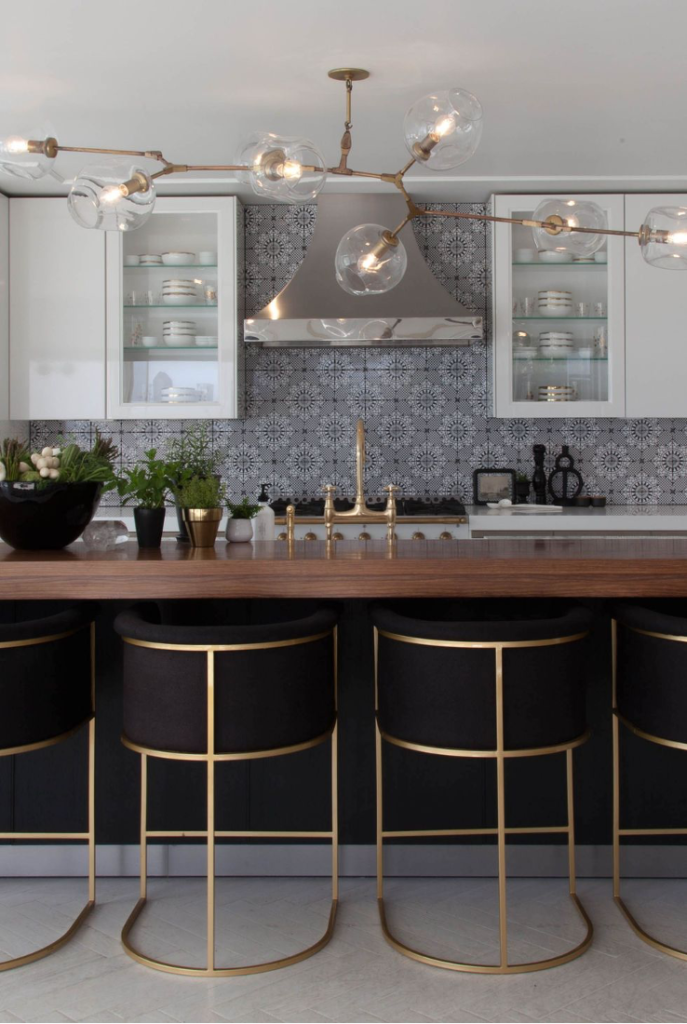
left=531, top=199, right=607, bottom=257
left=0, top=126, right=57, bottom=180
left=237, top=132, right=327, bottom=202
left=334, top=223, right=408, bottom=296
left=639, top=207, right=687, bottom=269
left=403, top=88, right=482, bottom=171
left=67, top=163, right=155, bottom=231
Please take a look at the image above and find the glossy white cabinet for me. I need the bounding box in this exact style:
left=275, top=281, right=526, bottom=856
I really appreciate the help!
left=9, top=198, right=106, bottom=420
left=491, top=193, right=626, bottom=418
left=106, top=196, right=242, bottom=419
left=625, top=193, right=687, bottom=417
left=0, top=195, right=7, bottom=422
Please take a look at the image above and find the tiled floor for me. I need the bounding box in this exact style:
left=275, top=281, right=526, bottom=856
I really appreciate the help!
left=0, top=876, right=684, bottom=1022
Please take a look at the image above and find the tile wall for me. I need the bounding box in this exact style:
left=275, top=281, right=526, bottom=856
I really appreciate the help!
left=31, top=203, right=687, bottom=506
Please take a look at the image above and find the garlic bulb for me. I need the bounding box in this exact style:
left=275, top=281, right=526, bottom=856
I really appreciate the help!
left=18, top=461, right=29, bottom=473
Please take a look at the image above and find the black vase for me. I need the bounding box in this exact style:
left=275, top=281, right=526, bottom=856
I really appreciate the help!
left=0, top=481, right=102, bottom=550
left=134, top=507, right=165, bottom=548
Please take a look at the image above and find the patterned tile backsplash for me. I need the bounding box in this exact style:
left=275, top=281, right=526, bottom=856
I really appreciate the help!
left=30, top=202, right=687, bottom=506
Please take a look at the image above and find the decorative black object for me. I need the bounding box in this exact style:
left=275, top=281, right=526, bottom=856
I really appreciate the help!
left=515, top=478, right=531, bottom=505
left=573, top=495, right=592, bottom=507
left=175, top=504, right=189, bottom=543
left=473, top=468, right=516, bottom=506
left=0, top=481, right=102, bottom=551
left=134, top=507, right=166, bottom=548
left=589, top=495, right=607, bottom=507
left=532, top=445, right=548, bottom=505
left=548, top=446, right=584, bottom=506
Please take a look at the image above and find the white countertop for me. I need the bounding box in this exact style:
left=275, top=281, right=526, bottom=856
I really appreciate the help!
left=465, top=504, right=687, bottom=532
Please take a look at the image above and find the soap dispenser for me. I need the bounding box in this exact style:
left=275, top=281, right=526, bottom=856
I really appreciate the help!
left=253, top=483, right=276, bottom=542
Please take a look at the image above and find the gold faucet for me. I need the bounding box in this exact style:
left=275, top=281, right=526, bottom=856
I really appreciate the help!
left=323, top=419, right=398, bottom=541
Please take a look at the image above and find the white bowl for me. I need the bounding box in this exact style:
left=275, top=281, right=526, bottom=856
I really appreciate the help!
left=161, top=253, right=196, bottom=266
left=164, top=336, right=196, bottom=347
left=514, top=248, right=538, bottom=263
left=124, top=255, right=140, bottom=266
left=539, top=307, right=571, bottom=317
left=195, top=337, right=218, bottom=347
left=198, top=251, right=217, bottom=265
left=513, top=346, right=538, bottom=358
left=538, top=289, right=571, bottom=297
left=164, top=319, right=196, bottom=326
left=540, top=346, right=573, bottom=357
left=538, top=250, right=573, bottom=263
left=163, top=329, right=196, bottom=337
left=140, top=336, right=158, bottom=347
left=163, top=295, right=198, bottom=305
left=139, top=254, right=162, bottom=263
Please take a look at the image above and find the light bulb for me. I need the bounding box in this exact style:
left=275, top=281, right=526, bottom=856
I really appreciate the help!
left=531, top=198, right=607, bottom=257
left=237, top=132, right=326, bottom=202
left=335, top=223, right=408, bottom=296
left=0, top=125, right=57, bottom=180
left=68, top=163, right=154, bottom=231
left=640, top=207, right=687, bottom=269
left=404, top=88, right=482, bottom=170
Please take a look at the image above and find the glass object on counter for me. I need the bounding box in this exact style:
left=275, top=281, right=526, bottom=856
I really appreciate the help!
left=82, top=520, right=129, bottom=551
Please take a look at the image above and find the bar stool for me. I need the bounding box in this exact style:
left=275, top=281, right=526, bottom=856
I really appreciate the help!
left=113, top=603, right=339, bottom=977
left=372, top=604, right=594, bottom=974
left=613, top=604, right=687, bottom=961
left=0, top=604, right=97, bottom=970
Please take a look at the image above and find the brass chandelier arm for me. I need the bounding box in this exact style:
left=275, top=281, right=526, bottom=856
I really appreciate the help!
left=56, top=144, right=171, bottom=164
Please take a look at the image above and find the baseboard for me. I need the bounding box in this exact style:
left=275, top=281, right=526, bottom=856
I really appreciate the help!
left=0, top=844, right=684, bottom=878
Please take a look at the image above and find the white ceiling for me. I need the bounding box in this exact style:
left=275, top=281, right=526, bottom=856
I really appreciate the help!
left=2, top=0, right=687, bottom=201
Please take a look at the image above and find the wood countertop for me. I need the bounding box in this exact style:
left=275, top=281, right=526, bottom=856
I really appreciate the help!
left=2, top=537, right=687, bottom=599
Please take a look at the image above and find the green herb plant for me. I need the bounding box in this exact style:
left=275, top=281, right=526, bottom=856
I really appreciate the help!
left=226, top=496, right=261, bottom=520
left=167, top=423, right=224, bottom=483
left=116, top=449, right=173, bottom=509
left=174, top=475, right=227, bottom=510
left=516, top=472, right=530, bottom=483
left=57, top=431, right=118, bottom=490
left=0, top=438, right=30, bottom=482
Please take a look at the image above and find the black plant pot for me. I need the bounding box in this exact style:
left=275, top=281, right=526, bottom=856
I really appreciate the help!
left=0, top=481, right=102, bottom=550
left=134, top=506, right=166, bottom=548
left=515, top=480, right=531, bottom=505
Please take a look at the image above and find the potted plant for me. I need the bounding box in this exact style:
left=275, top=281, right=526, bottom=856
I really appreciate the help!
left=116, top=449, right=173, bottom=548
left=515, top=472, right=531, bottom=505
left=225, top=496, right=261, bottom=543
left=167, top=424, right=225, bottom=541
left=173, top=475, right=227, bottom=548
left=0, top=431, right=118, bottom=550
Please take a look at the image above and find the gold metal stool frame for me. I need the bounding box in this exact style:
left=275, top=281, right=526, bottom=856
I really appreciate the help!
left=120, top=627, right=339, bottom=977
left=612, top=618, right=687, bottom=961
left=374, top=626, right=594, bottom=974
left=0, top=622, right=96, bottom=971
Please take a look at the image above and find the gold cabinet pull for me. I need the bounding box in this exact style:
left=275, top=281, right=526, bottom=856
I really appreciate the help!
left=358, top=531, right=372, bottom=541
left=412, top=531, right=425, bottom=541
left=439, top=531, right=453, bottom=540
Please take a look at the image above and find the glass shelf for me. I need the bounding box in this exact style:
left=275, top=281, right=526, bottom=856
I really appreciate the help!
left=124, top=345, right=217, bottom=351
left=124, top=304, right=218, bottom=309
left=514, top=355, right=608, bottom=362
left=124, top=264, right=217, bottom=270
left=517, top=316, right=607, bottom=321
left=512, top=262, right=606, bottom=269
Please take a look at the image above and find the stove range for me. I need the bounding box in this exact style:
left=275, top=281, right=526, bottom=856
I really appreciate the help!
left=271, top=497, right=468, bottom=542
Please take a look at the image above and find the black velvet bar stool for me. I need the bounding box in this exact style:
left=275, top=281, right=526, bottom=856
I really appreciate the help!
left=613, top=604, right=687, bottom=961
left=113, top=603, right=339, bottom=977
left=0, top=604, right=97, bottom=970
left=372, top=604, right=594, bottom=974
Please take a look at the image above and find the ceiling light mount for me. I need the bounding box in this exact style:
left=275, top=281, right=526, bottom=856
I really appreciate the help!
left=1, top=68, right=685, bottom=285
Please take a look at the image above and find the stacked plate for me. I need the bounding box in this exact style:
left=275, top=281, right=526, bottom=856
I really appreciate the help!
left=538, top=289, right=572, bottom=317
left=538, top=384, right=577, bottom=402
left=538, top=250, right=573, bottom=264
left=163, top=278, right=197, bottom=305
left=163, top=319, right=196, bottom=347
left=195, top=335, right=218, bottom=348
left=539, top=330, right=573, bottom=357
left=139, top=254, right=162, bottom=266
left=162, top=252, right=195, bottom=266
left=161, top=387, right=200, bottom=404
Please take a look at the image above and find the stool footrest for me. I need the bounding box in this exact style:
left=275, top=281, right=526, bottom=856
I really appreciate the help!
left=0, top=900, right=94, bottom=973
left=614, top=895, right=687, bottom=962
left=144, top=830, right=333, bottom=839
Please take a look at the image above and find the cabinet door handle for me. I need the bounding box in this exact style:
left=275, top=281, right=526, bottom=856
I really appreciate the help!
left=304, top=532, right=318, bottom=541
left=358, top=531, right=372, bottom=541
left=412, top=531, right=426, bottom=541
left=439, top=531, right=453, bottom=540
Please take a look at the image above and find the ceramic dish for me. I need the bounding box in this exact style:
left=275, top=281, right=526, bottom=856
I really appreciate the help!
left=140, top=337, right=158, bottom=348
left=514, top=249, right=538, bottom=263
left=198, top=251, right=217, bottom=265
left=163, top=320, right=196, bottom=327
left=139, top=255, right=162, bottom=264
left=539, top=346, right=573, bottom=357
left=163, top=296, right=198, bottom=305
left=161, top=252, right=196, bottom=265
left=538, top=251, right=573, bottom=263
left=195, top=336, right=218, bottom=347
left=164, top=336, right=196, bottom=347
left=513, top=347, right=538, bottom=358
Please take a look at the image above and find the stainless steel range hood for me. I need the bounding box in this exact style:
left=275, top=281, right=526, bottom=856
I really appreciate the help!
left=244, top=194, right=483, bottom=347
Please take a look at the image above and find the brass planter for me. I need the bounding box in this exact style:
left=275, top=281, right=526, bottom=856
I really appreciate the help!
left=181, top=507, right=222, bottom=548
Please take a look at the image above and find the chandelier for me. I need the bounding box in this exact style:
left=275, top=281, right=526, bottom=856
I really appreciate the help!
left=2, top=67, right=686, bottom=293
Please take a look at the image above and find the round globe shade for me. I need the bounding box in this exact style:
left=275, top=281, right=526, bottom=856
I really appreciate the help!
left=334, top=224, right=408, bottom=296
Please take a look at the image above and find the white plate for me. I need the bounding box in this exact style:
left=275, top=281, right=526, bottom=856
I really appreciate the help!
left=164, top=337, right=196, bottom=347
left=538, top=251, right=573, bottom=263
left=161, top=253, right=196, bottom=265
left=163, top=296, right=198, bottom=305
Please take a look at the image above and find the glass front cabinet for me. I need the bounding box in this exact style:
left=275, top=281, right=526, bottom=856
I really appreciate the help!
left=106, top=196, right=242, bottom=419
left=491, top=193, right=625, bottom=417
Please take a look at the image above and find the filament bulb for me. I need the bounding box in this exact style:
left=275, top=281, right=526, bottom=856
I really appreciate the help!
left=99, top=184, right=126, bottom=204
left=431, top=115, right=455, bottom=140
left=5, top=137, right=29, bottom=154
left=281, top=160, right=302, bottom=182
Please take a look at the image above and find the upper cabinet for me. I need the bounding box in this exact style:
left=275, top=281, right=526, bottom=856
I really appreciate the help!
left=106, top=196, right=242, bottom=419
left=625, top=193, right=687, bottom=418
left=0, top=195, right=7, bottom=423
left=491, top=194, right=626, bottom=418
left=9, top=198, right=106, bottom=420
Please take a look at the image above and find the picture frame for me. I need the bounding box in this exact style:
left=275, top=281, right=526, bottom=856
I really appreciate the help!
left=472, top=468, right=516, bottom=505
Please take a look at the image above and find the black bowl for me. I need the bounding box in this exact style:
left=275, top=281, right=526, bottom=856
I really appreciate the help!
left=0, top=481, right=103, bottom=550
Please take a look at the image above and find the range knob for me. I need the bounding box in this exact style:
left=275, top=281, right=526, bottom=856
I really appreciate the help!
left=358, top=531, right=372, bottom=541
left=332, top=532, right=344, bottom=540
left=304, top=532, right=318, bottom=541
left=412, top=531, right=426, bottom=541
left=439, top=531, right=453, bottom=540
left=277, top=532, right=288, bottom=541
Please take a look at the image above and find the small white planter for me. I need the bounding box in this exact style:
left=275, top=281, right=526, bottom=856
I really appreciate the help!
left=225, top=518, right=253, bottom=543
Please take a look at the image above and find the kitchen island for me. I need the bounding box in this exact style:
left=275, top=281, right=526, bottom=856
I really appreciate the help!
left=2, top=536, right=687, bottom=598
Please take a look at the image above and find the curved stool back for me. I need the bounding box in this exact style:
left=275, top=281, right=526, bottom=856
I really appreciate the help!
left=114, top=603, right=339, bottom=977
left=613, top=605, right=687, bottom=961
left=373, top=605, right=593, bottom=975
left=0, top=604, right=97, bottom=970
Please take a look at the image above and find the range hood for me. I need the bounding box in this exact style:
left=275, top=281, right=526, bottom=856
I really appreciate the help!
left=244, top=194, right=483, bottom=347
